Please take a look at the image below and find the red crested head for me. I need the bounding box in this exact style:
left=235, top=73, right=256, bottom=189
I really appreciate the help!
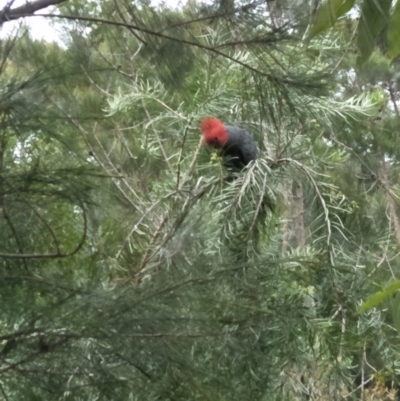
left=201, top=118, right=229, bottom=147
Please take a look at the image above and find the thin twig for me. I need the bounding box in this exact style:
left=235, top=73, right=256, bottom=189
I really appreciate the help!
left=4, top=178, right=61, bottom=253
left=247, top=169, right=268, bottom=235
left=143, top=106, right=173, bottom=170
left=2, top=206, right=29, bottom=271
left=0, top=199, right=87, bottom=259
left=137, top=215, right=168, bottom=272
left=117, top=215, right=169, bottom=287
left=81, top=66, right=111, bottom=96
left=115, top=190, right=177, bottom=259
left=158, top=0, right=266, bottom=33
left=188, top=136, right=204, bottom=176
left=72, top=118, right=142, bottom=210
left=112, top=0, right=146, bottom=44
left=176, top=117, right=193, bottom=190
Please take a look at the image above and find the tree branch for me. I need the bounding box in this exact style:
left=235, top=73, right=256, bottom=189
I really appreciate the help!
left=0, top=0, right=67, bottom=23
left=31, top=13, right=294, bottom=84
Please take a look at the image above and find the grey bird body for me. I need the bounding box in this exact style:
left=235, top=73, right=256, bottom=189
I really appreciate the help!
left=223, top=125, right=258, bottom=170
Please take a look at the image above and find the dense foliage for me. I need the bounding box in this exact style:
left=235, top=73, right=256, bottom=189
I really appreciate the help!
left=1, top=0, right=400, bottom=400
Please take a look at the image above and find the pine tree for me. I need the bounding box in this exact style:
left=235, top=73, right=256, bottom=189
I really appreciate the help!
left=1, top=1, right=400, bottom=400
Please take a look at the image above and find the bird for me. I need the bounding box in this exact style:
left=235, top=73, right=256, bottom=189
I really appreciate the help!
left=201, top=117, right=258, bottom=170
left=201, top=117, right=274, bottom=213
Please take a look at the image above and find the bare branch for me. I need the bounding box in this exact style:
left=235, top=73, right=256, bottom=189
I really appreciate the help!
left=0, top=0, right=67, bottom=23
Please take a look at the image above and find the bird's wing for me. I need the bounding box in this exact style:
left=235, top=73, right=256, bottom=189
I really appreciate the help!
left=225, top=126, right=258, bottom=166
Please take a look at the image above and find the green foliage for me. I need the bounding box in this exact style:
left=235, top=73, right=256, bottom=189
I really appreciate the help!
left=308, top=0, right=400, bottom=66
left=308, top=0, right=355, bottom=38
left=356, top=0, right=392, bottom=66
left=359, top=52, right=393, bottom=84
left=1, top=0, right=400, bottom=399
left=388, top=0, right=400, bottom=60
left=359, top=280, right=400, bottom=312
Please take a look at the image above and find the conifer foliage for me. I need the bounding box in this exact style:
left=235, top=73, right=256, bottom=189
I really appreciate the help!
left=0, top=1, right=400, bottom=400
